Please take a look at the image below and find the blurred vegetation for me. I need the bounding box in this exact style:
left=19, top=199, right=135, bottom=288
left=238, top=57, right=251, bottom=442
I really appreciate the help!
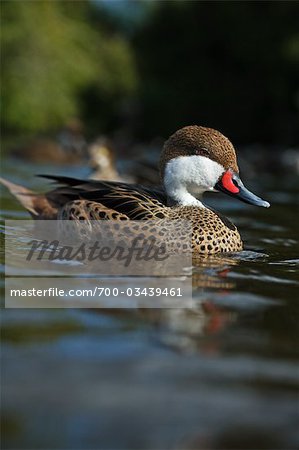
left=1, top=0, right=299, bottom=144
left=1, top=0, right=136, bottom=135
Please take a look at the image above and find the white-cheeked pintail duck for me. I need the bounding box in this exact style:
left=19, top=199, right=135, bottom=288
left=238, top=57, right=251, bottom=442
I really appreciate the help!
left=1, top=126, right=270, bottom=254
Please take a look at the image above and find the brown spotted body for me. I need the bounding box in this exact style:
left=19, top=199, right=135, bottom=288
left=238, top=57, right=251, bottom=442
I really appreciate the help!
left=55, top=187, right=242, bottom=254
left=168, top=207, right=242, bottom=253
left=1, top=125, right=270, bottom=255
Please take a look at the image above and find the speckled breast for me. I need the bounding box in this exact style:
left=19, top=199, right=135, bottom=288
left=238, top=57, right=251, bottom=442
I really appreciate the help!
left=169, top=206, right=243, bottom=254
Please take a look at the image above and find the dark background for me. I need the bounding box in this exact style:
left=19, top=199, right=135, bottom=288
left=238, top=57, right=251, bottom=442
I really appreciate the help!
left=2, top=0, right=299, bottom=147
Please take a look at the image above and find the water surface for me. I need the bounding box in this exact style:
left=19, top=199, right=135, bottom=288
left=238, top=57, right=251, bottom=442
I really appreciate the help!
left=1, top=157, right=299, bottom=450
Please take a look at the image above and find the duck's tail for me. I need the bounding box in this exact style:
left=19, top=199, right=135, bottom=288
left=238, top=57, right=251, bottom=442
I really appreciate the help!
left=0, top=177, right=57, bottom=219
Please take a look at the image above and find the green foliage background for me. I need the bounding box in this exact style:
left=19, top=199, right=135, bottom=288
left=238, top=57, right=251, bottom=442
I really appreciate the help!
left=1, top=1, right=136, bottom=134
left=1, top=0, right=299, bottom=144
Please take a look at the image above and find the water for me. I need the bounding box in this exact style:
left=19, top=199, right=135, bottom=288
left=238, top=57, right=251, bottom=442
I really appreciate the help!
left=1, top=157, right=299, bottom=450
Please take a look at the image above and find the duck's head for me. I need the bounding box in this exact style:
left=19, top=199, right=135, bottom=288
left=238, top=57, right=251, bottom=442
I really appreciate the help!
left=160, top=125, right=270, bottom=208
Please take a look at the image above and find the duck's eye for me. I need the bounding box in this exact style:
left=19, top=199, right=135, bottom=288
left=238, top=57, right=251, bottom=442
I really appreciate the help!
left=195, top=148, right=209, bottom=156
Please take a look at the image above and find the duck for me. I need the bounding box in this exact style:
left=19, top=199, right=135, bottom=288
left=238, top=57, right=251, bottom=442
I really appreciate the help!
left=87, top=137, right=155, bottom=184
left=88, top=137, right=120, bottom=181
left=87, top=137, right=136, bottom=183
left=0, top=126, right=270, bottom=254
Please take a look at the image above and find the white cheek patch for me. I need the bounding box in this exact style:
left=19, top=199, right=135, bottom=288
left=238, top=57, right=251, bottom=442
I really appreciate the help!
left=164, top=155, right=224, bottom=206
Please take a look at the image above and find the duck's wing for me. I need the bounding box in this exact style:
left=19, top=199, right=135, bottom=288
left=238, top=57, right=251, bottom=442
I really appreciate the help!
left=41, top=175, right=168, bottom=220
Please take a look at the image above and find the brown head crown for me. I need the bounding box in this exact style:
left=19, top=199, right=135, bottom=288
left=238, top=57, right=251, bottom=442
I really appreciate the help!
left=160, top=125, right=239, bottom=178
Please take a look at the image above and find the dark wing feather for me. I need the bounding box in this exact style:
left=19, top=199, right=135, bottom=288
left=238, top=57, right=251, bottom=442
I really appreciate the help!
left=41, top=175, right=168, bottom=220
left=83, top=187, right=167, bottom=219
left=40, top=175, right=166, bottom=201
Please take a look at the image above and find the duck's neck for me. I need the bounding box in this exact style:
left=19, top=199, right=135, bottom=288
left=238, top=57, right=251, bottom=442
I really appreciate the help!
left=164, top=170, right=207, bottom=208
left=167, top=194, right=205, bottom=208
left=165, top=183, right=206, bottom=208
